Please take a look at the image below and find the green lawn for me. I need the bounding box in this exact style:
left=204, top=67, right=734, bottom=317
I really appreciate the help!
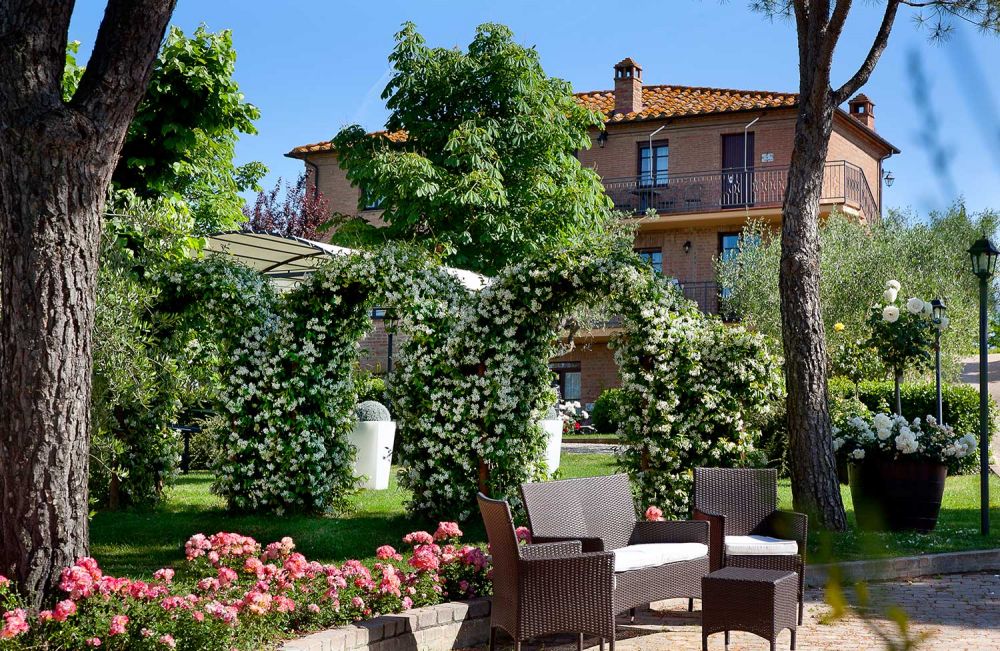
left=90, top=454, right=1000, bottom=576
left=90, top=453, right=608, bottom=576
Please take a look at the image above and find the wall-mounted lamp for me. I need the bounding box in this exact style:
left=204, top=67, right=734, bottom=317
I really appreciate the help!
left=596, top=131, right=608, bottom=148
left=883, top=169, right=895, bottom=187
left=683, top=240, right=692, bottom=254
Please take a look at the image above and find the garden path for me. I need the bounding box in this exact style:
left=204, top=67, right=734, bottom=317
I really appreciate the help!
left=960, top=354, right=1000, bottom=474
left=474, top=572, right=1000, bottom=650
left=561, top=442, right=620, bottom=455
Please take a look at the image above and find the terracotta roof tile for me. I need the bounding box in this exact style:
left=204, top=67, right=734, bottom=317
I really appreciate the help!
left=576, top=84, right=798, bottom=122
left=287, top=85, right=799, bottom=156
left=287, top=130, right=408, bottom=157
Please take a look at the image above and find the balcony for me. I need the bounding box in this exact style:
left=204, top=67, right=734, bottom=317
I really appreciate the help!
left=602, top=161, right=879, bottom=223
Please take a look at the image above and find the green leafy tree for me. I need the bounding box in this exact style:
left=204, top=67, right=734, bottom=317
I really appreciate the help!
left=332, top=22, right=614, bottom=275
left=92, top=192, right=203, bottom=509
left=719, top=206, right=997, bottom=378
left=64, top=25, right=266, bottom=232
left=750, top=0, right=1000, bottom=530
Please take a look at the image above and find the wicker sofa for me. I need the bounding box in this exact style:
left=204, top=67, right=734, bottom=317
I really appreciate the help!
left=520, top=474, right=710, bottom=630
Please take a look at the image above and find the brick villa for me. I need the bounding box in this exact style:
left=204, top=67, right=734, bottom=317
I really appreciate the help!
left=287, top=57, right=899, bottom=407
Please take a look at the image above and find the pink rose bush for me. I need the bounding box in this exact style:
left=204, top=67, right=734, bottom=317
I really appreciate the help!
left=0, top=525, right=489, bottom=650
left=644, top=505, right=664, bottom=522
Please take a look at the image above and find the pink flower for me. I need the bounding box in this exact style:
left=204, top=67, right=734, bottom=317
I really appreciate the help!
left=159, top=633, right=176, bottom=648
left=433, top=522, right=463, bottom=541
left=192, top=611, right=205, bottom=622
left=283, top=552, right=309, bottom=579
left=153, top=568, right=175, bottom=583
left=408, top=545, right=441, bottom=572
left=217, top=566, right=238, bottom=587
left=0, top=576, right=9, bottom=588
left=375, top=545, right=402, bottom=561
left=308, top=603, right=321, bottom=614
left=60, top=564, right=96, bottom=599
left=1, top=609, right=29, bottom=639
left=53, top=599, right=77, bottom=622
left=514, top=526, right=532, bottom=544
left=141, top=628, right=154, bottom=638
left=243, top=591, right=272, bottom=615
left=86, top=637, right=101, bottom=647
left=402, top=531, right=434, bottom=546
left=350, top=596, right=364, bottom=610
left=645, top=506, right=664, bottom=522
left=205, top=601, right=239, bottom=626
left=460, top=546, right=489, bottom=571
left=109, top=614, right=129, bottom=636
left=401, top=596, right=413, bottom=610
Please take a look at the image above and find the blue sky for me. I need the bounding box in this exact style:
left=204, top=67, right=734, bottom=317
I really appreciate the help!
left=68, top=0, right=1000, bottom=217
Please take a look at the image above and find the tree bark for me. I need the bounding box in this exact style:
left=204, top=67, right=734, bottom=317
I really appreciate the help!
left=779, top=85, right=848, bottom=531
left=0, top=0, right=176, bottom=607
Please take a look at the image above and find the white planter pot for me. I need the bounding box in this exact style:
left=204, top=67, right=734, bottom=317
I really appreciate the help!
left=539, top=419, right=563, bottom=474
left=347, top=421, right=396, bottom=490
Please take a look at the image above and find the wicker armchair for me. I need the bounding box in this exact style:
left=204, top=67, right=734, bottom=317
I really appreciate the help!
left=692, top=467, right=808, bottom=624
left=520, top=474, right=710, bottom=623
left=477, top=493, right=615, bottom=651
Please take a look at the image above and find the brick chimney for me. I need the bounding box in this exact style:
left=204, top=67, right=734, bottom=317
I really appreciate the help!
left=848, top=94, right=875, bottom=130
left=613, top=57, right=643, bottom=115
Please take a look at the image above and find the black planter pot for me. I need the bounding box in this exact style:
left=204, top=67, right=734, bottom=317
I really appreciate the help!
left=848, top=459, right=948, bottom=533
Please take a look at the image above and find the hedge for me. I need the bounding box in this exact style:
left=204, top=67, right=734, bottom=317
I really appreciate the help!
left=591, top=387, right=625, bottom=434
left=830, top=378, right=996, bottom=474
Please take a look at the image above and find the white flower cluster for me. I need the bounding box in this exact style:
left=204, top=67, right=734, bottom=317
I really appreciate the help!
left=834, top=411, right=976, bottom=464
left=879, top=280, right=948, bottom=331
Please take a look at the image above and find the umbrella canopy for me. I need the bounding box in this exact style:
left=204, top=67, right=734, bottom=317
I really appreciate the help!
left=204, top=230, right=487, bottom=291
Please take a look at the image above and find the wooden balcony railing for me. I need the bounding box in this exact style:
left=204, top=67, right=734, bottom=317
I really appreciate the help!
left=602, top=160, right=879, bottom=223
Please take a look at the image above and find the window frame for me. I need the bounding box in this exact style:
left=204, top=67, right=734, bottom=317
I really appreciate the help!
left=549, top=361, right=582, bottom=402
left=634, top=246, right=663, bottom=274
left=637, top=139, right=670, bottom=187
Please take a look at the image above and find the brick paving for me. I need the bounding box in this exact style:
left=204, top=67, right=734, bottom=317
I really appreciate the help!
left=477, top=573, right=1000, bottom=651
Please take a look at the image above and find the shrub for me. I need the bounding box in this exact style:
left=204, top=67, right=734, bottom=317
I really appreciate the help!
left=615, top=308, right=785, bottom=517
left=591, top=388, right=625, bottom=434
left=355, top=372, right=387, bottom=404
left=356, top=401, right=391, bottom=422
left=829, top=379, right=995, bottom=474
left=0, top=526, right=488, bottom=650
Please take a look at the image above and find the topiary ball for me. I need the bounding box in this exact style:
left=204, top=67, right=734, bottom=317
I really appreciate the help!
left=355, top=400, right=391, bottom=422
left=544, top=404, right=559, bottom=420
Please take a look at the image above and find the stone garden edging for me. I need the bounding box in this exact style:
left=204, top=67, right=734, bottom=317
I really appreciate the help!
left=282, top=549, right=1000, bottom=651
left=280, top=598, right=491, bottom=651
left=805, top=548, right=1000, bottom=588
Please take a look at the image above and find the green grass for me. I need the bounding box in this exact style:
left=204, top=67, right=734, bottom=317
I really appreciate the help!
left=90, top=454, right=1000, bottom=576
left=780, top=474, right=1000, bottom=563
left=90, top=453, right=610, bottom=576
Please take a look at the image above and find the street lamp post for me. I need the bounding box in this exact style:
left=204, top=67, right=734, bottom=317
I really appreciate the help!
left=931, top=298, right=947, bottom=424
left=968, top=236, right=999, bottom=536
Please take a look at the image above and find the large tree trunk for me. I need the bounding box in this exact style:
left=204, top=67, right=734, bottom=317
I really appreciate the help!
left=0, top=0, right=176, bottom=607
left=779, top=92, right=848, bottom=531
left=0, top=118, right=114, bottom=605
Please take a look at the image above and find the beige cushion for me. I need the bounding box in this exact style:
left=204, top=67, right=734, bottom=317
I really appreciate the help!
left=612, top=542, right=708, bottom=573
left=725, top=535, right=798, bottom=556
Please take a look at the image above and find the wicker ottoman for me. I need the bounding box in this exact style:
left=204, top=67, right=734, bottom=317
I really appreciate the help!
left=702, top=567, right=798, bottom=651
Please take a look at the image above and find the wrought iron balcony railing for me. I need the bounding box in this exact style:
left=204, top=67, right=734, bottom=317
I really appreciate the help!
left=602, top=160, right=878, bottom=223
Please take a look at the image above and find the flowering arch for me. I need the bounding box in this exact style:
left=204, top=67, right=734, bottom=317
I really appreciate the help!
left=168, top=247, right=469, bottom=514
left=391, top=244, right=782, bottom=520
left=169, top=241, right=780, bottom=519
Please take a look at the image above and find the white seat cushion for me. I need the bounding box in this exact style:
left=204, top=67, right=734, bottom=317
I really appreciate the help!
left=612, top=543, right=708, bottom=573
left=725, top=535, right=798, bottom=556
